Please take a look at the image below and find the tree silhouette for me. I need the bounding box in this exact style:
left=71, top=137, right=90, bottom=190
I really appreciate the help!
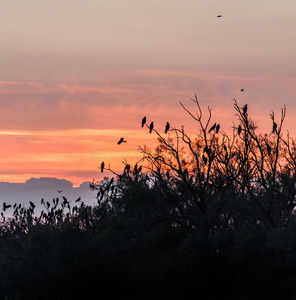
left=1, top=95, right=296, bottom=299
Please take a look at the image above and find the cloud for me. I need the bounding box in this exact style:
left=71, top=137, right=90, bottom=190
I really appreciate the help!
left=0, top=70, right=295, bottom=185
left=0, top=177, right=96, bottom=211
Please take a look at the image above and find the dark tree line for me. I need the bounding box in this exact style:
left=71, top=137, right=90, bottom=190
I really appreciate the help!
left=1, top=96, right=296, bottom=299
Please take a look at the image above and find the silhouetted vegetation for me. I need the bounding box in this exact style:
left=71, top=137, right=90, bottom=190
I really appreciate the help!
left=1, top=96, right=296, bottom=299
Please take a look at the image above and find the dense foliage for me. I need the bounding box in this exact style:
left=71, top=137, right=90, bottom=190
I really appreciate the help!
left=1, top=97, right=296, bottom=299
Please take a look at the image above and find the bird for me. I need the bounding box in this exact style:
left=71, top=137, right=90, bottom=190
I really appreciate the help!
left=75, top=197, right=81, bottom=203
left=57, top=190, right=63, bottom=193
left=215, top=124, right=220, bottom=134
left=272, top=122, right=277, bottom=134
left=237, top=125, right=242, bottom=136
left=124, top=164, right=130, bottom=173
left=101, top=161, right=105, bottom=173
left=208, top=123, right=216, bottom=133
left=2, top=202, right=11, bottom=211
left=240, top=88, right=244, bottom=92
left=149, top=122, right=154, bottom=133
left=217, top=15, right=222, bottom=18
left=117, top=137, right=126, bottom=145
left=164, top=122, right=170, bottom=134
left=243, top=104, right=248, bottom=114
left=141, top=116, right=146, bottom=127
left=29, top=201, right=35, bottom=209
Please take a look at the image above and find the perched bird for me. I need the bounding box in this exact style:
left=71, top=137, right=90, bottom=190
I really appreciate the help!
left=217, top=15, right=222, bottom=18
left=164, top=122, right=170, bottom=134
left=215, top=123, right=220, bottom=134
left=208, top=123, right=216, bottom=133
left=141, top=116, right=146, bottom=127
left=57, top=190, right=63, bottom=193
left=149, top=122, right=154, bottom=133
left=243, top=104, right=248, bottom=114
left=134, top=163, right=138, bottom=173
left=124, top=164, right=130, bottom=173
left=29, top=201, right=35, bottom=209
left=272, top=122, right=277, bottom=134
left=117, top=137, right=127, bottom=145
left=240, top=89, right=244, bottom=92
left=237, top=125, right=242, bottom=136
left=2, top=202, right=11, bottom=211
left=101, top=161, right=105, bottom=173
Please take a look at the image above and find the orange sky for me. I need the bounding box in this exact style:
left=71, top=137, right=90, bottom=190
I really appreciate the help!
left=1, top=1, right=296, bottom=186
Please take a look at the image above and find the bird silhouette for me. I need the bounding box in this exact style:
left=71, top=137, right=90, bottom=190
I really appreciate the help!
left=101, top=161, right=105, bottom=173
left=243, top=104, right=248, bottom=114
left=272, top=122, right=277, bottom=134
left=57, top=190, right=63, bottom=193
left=117, top=137, right=127, bottom=145
left=215, top=124, right=220, bottom=134
left=164, top=122, right=170, bottom=134
left=217, top=15, right=222, bottom=18
left=2, top=202, right=11, bottom=211
left=75, top=197, right=81, bottom=203
left=149, top=122, right=154, bottom=133
left=240, top=88, right=244, bottom=92
left=29, top=201, right=36, bottom=209
left=208, top=123, right=216, bottom=133
left=124, top=164, right=131, bottom=173
left=237, top=125, right=242, bottom=135
left=141, top=116, right=146, bottom=127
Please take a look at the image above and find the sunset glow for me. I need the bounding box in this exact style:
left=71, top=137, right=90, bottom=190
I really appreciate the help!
left=1, top=1, right=296, bottom=186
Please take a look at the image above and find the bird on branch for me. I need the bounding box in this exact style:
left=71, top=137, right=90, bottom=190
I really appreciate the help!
left=215, top=124, right=220, bottom=134
left=237, top=125, right=242, bottom=136
left=101, top=161, right=105, bottom=173
left=164, top=122, right=170, bottom=134
left=149, top=122, right=154, bottom=133
left=141, top=116, right=146, bottom=127
left=208, top=123, right=216, bottom=133
left=272, top=122, right=277, bottom=134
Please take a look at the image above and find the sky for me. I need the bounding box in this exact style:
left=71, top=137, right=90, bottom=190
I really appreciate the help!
left=1, top=0, right=296, bottom=187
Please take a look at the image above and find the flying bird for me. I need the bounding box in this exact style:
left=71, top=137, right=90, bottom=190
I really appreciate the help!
left=117, top=137, right=127, bottom=145
left=2, top=202, right=12, bottom=211
left=215, top=124, right=220, bottom=134
left=217, top=15, right=222, bottom=18
left=243, top=104, right=248, bottom=114
left=272, top=122, right=277, bottom=134
left=164, top=122, right=170, bottom=134
left=240, top=89, right=244, bottom=92
left=57, top=190, right=63, bottom=193
left=149, top=122, right=154, bottom=133
left=101, top=161, right=105, bottom=173
left=141, top=116, right=146, bottom=127
left=208, top=123, right=216, bottom=133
